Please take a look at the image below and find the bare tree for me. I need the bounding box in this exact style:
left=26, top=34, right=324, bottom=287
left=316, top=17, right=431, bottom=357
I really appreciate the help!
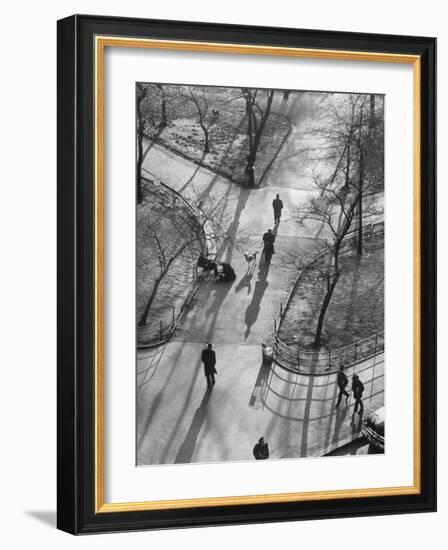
left=293, top=93, right=383, bottom=348
left=179, top=86, right=218, bottom=155
left=136, top=83, right=150, bottom=204
left=136, top=83, right=176, bottom=204
left=138, top=188, right=205, bottom=327
left=138, top=180, right=240, bottom=327
left=241, top=88, right=275, bottom=187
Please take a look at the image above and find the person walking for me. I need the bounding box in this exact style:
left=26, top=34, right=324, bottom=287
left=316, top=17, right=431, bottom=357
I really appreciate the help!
left=262, top=228, right=276, bottom=264
left=272, top=194, right=284, bottom=224
left=253, top=437, right=269, bottom=460
left=352, top=374, right=365, bottom=415
left=335, top=365, right=350, bottom=408
left=201, top=343, right=217, bottom=388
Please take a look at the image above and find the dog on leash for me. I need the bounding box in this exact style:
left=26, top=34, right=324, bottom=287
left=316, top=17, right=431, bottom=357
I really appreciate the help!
left=243, top=249, right=259, bottom=268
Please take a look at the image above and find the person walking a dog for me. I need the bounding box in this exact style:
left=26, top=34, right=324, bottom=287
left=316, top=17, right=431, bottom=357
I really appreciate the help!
left=272, top=194, right=284, bottom=224
left=201, top=343, right=217, bottom=388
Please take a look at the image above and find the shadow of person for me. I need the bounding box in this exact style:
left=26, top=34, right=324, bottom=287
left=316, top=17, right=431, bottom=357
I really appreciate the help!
left=258, top=255, right=271, bottom=278
left=174, top=388, right=213, bottom=464
left=332, top=401, right=349, bottom=445
left=244, top=276, right=269, bottom=339
left=351, top=410, right=364, bottom=439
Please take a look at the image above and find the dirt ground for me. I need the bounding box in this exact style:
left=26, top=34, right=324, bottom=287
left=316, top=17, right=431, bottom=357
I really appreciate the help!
left=137, top=182, right=204, bottom=343
left=154, top=89, right=290, bottom=183
left=279, top=245, right=384, bottom=350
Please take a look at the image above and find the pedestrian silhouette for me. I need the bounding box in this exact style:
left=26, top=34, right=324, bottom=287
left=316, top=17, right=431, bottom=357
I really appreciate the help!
left=201, top=343, right=217, bottom=388
left=262, top=228, right=275, bottom=264
left=272, top=194, right=284, bottom=224
left=335, top=365, right=350, bottom=408
left=352, top=374, right=365, bottom=415
left=253, top=437, right=269, bottom=460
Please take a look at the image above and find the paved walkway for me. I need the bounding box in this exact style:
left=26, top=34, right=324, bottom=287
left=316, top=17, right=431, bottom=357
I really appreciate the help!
left=137, top=95, right=384, bottom=465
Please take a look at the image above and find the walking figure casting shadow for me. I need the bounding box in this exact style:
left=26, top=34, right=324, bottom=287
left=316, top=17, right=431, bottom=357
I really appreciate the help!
left=174, top=388, right=212, bottom=464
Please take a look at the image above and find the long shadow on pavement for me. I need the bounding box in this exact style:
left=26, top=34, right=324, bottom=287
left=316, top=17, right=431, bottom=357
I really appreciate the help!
left=244, top=262, right=270, bottom=339
left=174, top=388, right=213, bottom=464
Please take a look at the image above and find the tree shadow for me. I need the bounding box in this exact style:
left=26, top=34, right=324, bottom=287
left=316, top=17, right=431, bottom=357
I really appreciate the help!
left=174, top=388, right=213, bottom=464
left=177, top=151, right=207, bottom=195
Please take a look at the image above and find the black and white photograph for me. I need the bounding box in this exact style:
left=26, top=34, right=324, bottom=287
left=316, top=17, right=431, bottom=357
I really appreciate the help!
left=136, top=84, right=385, bottom=465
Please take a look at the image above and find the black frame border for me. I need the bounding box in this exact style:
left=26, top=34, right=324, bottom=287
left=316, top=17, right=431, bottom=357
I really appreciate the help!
left=57, top=14, right=436, bottom=534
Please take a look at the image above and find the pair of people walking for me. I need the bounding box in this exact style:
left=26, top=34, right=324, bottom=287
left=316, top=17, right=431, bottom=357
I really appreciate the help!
left=335, top=365, right=365, bottom=415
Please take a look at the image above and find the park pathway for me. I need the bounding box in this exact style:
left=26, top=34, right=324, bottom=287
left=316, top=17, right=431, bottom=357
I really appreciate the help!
left=137, top=95, right=384, bottom=466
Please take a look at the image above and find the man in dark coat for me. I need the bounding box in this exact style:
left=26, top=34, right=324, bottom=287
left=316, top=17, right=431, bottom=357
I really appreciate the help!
left=272, top=194, right=284, bottom=224
left=262, top=229, right=275, bottom=264
left=352, top=374, right=365, bottom=415
left=218, top=262, right=236, bottom=282
left=335, top=365, right=350, bottom=408
left=201, top=343, right=217, bottom=387
left=197, top=254, right=218, bottom=276
left=253, top=437, right=269, bottom=460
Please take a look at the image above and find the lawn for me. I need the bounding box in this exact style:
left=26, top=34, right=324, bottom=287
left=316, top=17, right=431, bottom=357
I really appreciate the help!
left=278, top=246, right=384, bottom=351
left=149, top=87, right=291, bottom=183
left=137, top=181, right=204, bottom=344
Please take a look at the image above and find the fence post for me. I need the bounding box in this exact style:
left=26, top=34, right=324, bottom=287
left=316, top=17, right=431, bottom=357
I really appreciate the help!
left=160, top=320, right=163, bottom=341
left=354, top=342, right=357, bottom=363
left=280, top=302, right=283, bottom=317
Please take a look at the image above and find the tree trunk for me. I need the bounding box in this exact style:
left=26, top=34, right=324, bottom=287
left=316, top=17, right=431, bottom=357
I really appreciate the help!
left=136, top=131, right=143, bottom=204
left=357, top=147, right=364, bottom=255
left=314, top=271, right=340, bottom=348
left=369, top=95, right=375, bottom=131
left=245, top=90, right=274, bottom=187
left=203, top=127, right=210, bottom=154
left=138, top=276, right=162, bottom=326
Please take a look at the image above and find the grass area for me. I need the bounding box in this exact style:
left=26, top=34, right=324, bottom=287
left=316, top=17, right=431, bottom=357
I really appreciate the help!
left=279, top=246, right=384, bottom=350
left=137, top=181, right=204, bottom=343
left=154, top=88, right=290, bottom=183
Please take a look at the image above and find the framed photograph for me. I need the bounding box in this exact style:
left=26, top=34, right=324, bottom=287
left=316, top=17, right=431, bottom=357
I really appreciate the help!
left=57, top=14, right=436, bottom=534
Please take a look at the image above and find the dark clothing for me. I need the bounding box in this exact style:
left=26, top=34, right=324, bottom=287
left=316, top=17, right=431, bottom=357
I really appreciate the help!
left=218, top=262, right=236, bottom=282
left=205, top=371, right=216, bottom=387
left=337, top=371, right=349, bottom=389
left=197, top=255, right=218, bottom=276
left=272, top=198, right=283, bottom=223
left=202, top=348, right=216, bottom=370
left=262, top=231, right=275, bottom=262
left=352, top=378, right=365, bottom=413
left=202, top=348, right=217, bottom=387
left=336, top=370, right=349, bottom=407
left=253, top=442, right=269, bottom=460
left=336, top=386, right=350, bottom=407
